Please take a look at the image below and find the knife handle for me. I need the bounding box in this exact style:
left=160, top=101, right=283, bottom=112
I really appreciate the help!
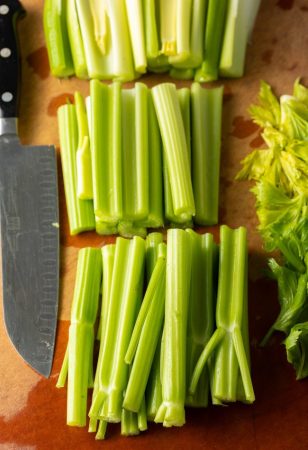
left=0, top=0, right=25, bottom=119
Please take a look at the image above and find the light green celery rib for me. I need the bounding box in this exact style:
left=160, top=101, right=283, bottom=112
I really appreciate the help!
left=85, top=97, right=92, bottom=139
left=75, top=92, right=93, bottom=200
left=195, top=0, right=228, bottom=82
left=43, top=0, right=74, bottom=77
left=125, top=0, right=147, bottom=73
left=159, top=0, right=177, bottom=56
left=145, top=232, right=164, bottom=280
left=67, top=248, right=102, bottom=427
left=121, top=83, right=149, bottom=222
left=89, top=237, right=145, bottom=423
left=58, top=104, right=95, bottom=235
left=95, top=420, right=108, bottom=439
left=97, top=244, right=115, bottom=340
left=173, top=0, right=208, bottom=69
left=152, top=83, right=195, bottom=218
left=121, top=409, right=140, bottom=436
left=117, top=222, right=147, bottom=238
left=66, top=0, right=88, bottom=78
left=169, top=0, right=192, bottom=64
left=95, top=220, right=118, bottom=236
left=191, top=83, right=223, bottom=225
left=138, top=398, right=148, bottom=431
left=155, top=229, right=192, bottom=427
left=56, top=346, right=68, bottom=388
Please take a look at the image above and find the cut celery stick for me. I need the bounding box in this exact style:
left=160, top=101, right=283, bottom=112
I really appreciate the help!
left=95, top=420, right=108, bottom=439
left=125, top=0, right=147, bottom=73
left=195, top=0, right=228, bottom=82
left=169, top=0, right=193, bottom=64
left=58, top=104, right=95, bottom=235
left=138, top=398, right=148, bottom=431
left=152, top=83, right=195, bottom=218
left=121, top=409, right=140, bottom=436
left=117, top=222, right=147, bottom=238
left=56, top=346, right=68, bottom=388
left=155, top=229, right=192, bottom=427
left=89, top=0, right=108, bottom=54
left=169, top=68, right=195, bottom=80
left=43, top=0, right=74, bottom=77
left=159, top=0, right=177, bottom=56
left=97, top=244, right=116, bottom=340
left=66, top=0, right=88, bottom=78
left=85, top=97, right=92, bottom=140
left=95, top=220, right=118, bottom=236
left=191, top=83, right=223, bottom=225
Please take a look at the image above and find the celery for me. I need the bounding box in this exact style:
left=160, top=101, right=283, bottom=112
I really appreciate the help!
left=169, top=0, right=193, bottom=64
left=125, top=0, right=147, bottom=73
left=195, top=0, right=227, bottom=82
left=58, top=104, right=95, bottom=235
left=169, top=68, right=195, bottom=80
left=191, top=83, right=223, bottom=225
left=95, top=220, right=118, bottom=236
left=75, top=92, right=93, bottom=200
left=159, top=0, right=177, bottom=56
left=95, top=420, right=107, bottom=440
left=121, top=409, right=140, bottom=436
left=43, top=0, right=74, bottom=77
left=117, top=222, right=147, bottom=239
left=89, top=0, right=108, bottom=54
left=66, top=0, right=88, bottom=78
left=152, top=83, right=195, bottom=218
left=155, top=229, right=192, bottom=427
left=97, top=244, right=115, bottom=340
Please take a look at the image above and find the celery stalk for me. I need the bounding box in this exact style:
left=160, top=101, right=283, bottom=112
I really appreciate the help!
left=125, top=0, right=147, bottom=73
left=95, top=220, right=118, bottom=236
left=95, top=420, right=107, bottom=440
left=56, top=346, right=68, bottom=388
left=121, top=409, right=140, bottom=436
left=155, top=229, right=192, bottom=427
left=191, top=83, right=223, bottom=225
left=58, top=104, right=95, bottom=235
left=169, top=0, right=193, bottom=64
left=159, top=0, right=177, bottom=56
left=195, top=0, right=227, bottom=82
left=66, top=0, right=88, bottom=78
left=89, top=0, right=108, bottom=54
left=43, top=0, right=74, bottom=77
left=97, top=244, right=115, bottom=340
left=117, top=222, right=147, bottom=238
left=138, top=398, right=148, bottom=431
left=152, top=83, right=195, bottom=218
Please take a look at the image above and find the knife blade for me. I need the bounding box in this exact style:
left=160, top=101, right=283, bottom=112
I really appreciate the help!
left=0, top=0, right=59, bottom=377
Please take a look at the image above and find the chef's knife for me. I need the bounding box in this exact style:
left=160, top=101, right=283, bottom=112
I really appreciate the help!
left=0, top=0, right=59, bottom=377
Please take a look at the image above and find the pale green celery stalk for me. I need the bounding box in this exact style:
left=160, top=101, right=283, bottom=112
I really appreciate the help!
left=67, top=248, right=102, bottom=426
left=152, top=83, right=195, bottom=218
left=195, top=0, right=228, bottom=82
left=117, top=222, right=147, bottom=238
left=90, top=0, right=108, bottom=53
left=43, top=0, right=74, bottom=77
left=58, top=104, right=95, bottom=235
left=89, top=237, right=145, bottom=423
left=95, top=420, right=107, bottom=440
left=121, top=409, right=140, bottom=436
left=173, top=0, right=208, bottom=69
left=185, top=230, right=217, bottom=407
left=97, top=244, right=115, bottom=340
left=191, top=83, right=223, bottom=225
left=169, top=68, right=195, bottom=80
left=75, top=92, right=93, bottom=200
left=85, top=97, right=92, bottom=140
left=56, top=345, right=68, bottom=388
left=121, top=83, right=149, bottom=222
left=91, top=80, right=122, bottom=224
left=123, top=244, right=166, bottom=412
left=155, top=229, right=192, bottom=427
left=95, top=220, right=118, bottom=236
left=125, top=0, right=147, bottom=73
left=169, top=0, right=193, bottom=64
left=138, top=398, right=148, bottom=431
left=189, top=226, right=255, bottom=404
left=159, top=0, right=177, bottom=56
left=66, top=0, right=88, bottom=78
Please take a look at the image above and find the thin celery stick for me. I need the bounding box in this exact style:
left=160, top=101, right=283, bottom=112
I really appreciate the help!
left=95, top=420, right=108, bottom=440
left=191, top=83, right=223, bottom=225
left=97, top=244, right=115, bottom=340
left=169, top=68, right=195, bottom=80
left=58, top=104, right=95, bottom=235
left=89, top=0, right=108, bottom=54
left=67, top=248, right=102, bottom=427
left=66, top=0, right=88, bottom=78
left=117, top=222, right=147, bottom=238
left=138, top=398, right=148, bottom=431
left=121, top=83, right=149, bottom=222
left=155, top=229, right=192, bottom=427
left=152, top=83, right=195, bottom=218
left=169, top=0, right=193, bottom=64
left=159, top=0, right=177, bottom=56
left=145, top=232, right=164, bottom=280
left=56, top=346, right=68, bottom=388
left=75, top=92, right=93, bottom=200
left=43, top=0, right=74, bottom=77
left=146, top=334, right=163, bottom=420
left=85, top=97, right=92, bottom=140
left=195, top=0, right=228, bottom=82
left=121, top=409, right=140, bottom=436
left=125, top=0, right=147, bottom=73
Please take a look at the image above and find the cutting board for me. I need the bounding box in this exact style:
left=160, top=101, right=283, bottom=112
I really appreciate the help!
left=0, top=1, right=307, bottom=449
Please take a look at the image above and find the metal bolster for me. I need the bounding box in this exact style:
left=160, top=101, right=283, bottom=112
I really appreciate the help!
left=0, top=118, right=18, bottom=136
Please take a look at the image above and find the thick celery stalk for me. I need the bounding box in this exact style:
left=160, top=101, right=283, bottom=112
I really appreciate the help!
left=159, top=0, right=177, bottom=56
left=169, top=0, right=193, bottom=64
left=43, top=0, right=74, bottom=77
left=191, top=83, right=223, bottom=225
left=58, top=104, right=95, bottom=234
left=152, top=83, right=195, bottom=218
left=66, top=0, right=88, bottom=78
left=155, top=229, right=192, bottom=427
left=125, top=0, right=147, bottom=73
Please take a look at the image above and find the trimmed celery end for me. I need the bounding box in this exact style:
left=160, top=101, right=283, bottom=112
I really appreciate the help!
left=169, top=68, right=195, bottom=80
left=89, top=0, right=108, bottom=54
left=155, top=229, right=192, bottom=427
left=169, top=0, right=193, bottom=64
left=66, top=0, right=88, bottom=78
left=125, top=0, right=147, bottom=73
left=121, top=83, right=149, bottom=222
left=67, top=248, right=102, bottom=427
left=43, top=0, right=74, bottom=77
left=191, top=83, right=223, bottom=225
left=58, top=104, right=95, bottom=235
left=152, top=83, right=195, bottom=218
left=159, top=0, right=177, bottom=56
left=95, top=220, right=118, bottom=236
left=195, top=0, right=228, bottom=82
left=95, top=420, right=108, bottom=440
left=121, top=409, right=140, bottom=436
left=117, top=222, right=147, bottom=239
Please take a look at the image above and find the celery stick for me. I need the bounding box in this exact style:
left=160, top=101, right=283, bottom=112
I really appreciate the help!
left=97, top=244, right=115, bottom=340
left=191, top=83, right=223, bottom=225
left=195, top=0, right=227, bottom=82
left=75, top=92, right=93, bottom=200
left=155, top=229, right=192, bottom=427
left=159, top=0, right=177, bottom=56
left=90, top=0, right=108, bottom=54
left=143, top=0, right=169, bottom=71
left=67, top=248, right=102, bottom=427
left=169, top=68, right=195, bottom=80
left=43, top=0, right=74, bottom=77
left=169, top=0, right=193, bottom=64
left=117, top=222, right=147, bottom=239
left=152, top=83, right=195, bottom=218
left=121, top=83, right=149, bottom=222
left=121, top=409, right=140, bottom=436
left=56, top=346, right=68, bottom=388
left=58, top=104, right=95, bottom=235
left=66, top=0, right=88, bottom=78
left=125, top=0, right=147, bottom=73
left=138, top=398, right=148, bottom=431
left=95, top=220, right=118, bottom=236
left=95, top=420, right=108, bottom=439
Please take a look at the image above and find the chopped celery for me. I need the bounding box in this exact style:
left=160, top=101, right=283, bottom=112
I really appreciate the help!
left=191, top=83, right=223, bottom=225
left=89, top=0, right=108, bottom=54
left=97, top=244, right=115, bottom=340
left=285, top=321, right=308, bottom=380
left=125, top=0, right=147, bottom=73
left=95, top=420, right=108, bottom=440
left=58, top=104, right=95, bottom=234
left=159, top=0, right=177, bottom=56
left=169, top=0, right=193, bottom=64
left=117, top=221, right=147, bottom=238
left=43, top=0, right=74, bottom=77
left=95, top=220, right=118, bottom=236
left=66, top=0, right=88, bottom=78
left=121, top=409, right=140, bottom=436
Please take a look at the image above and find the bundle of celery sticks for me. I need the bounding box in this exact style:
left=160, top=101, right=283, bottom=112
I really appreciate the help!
left=57, top=226, right=254, bottom=439
left=58, top=81, right=223, bottom=236
left=44, top=0, right=260, bottom=82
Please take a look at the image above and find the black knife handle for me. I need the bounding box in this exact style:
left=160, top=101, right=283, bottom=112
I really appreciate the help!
left=0, top=1, right=25, bottom=119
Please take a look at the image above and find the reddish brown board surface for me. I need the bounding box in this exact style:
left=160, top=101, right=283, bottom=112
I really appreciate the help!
left=0, top=1, right=308, bottom=449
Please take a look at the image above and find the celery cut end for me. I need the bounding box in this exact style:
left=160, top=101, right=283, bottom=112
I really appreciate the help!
left=154, top=402, right=185, bottom=427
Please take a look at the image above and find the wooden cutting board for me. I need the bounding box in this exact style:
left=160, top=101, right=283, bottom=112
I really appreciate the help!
left=0, top=0, right=307, bottom=449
